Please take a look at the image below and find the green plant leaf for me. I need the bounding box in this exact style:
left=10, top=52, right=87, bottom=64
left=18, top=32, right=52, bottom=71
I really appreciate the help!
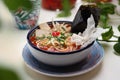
left=100, top=14, right=108, bottom=28
left=0, top=21, right=1, bottom=30
left=0, top=20, right=1, bottom=26
left=0, top=67, right=20, bottom=80
left=3, top=0, right=33, bottom=11
left=57, top=11, right=71, bottom=17
left=98, top=2, right=116, bottom=15
left=118, top=25, right=120, bottom=32
left=118, top=0, right=120, bottom=5
left=118, top=37, right=120, bottom=43
left=97, top=2, right=116, bottom=29
left=102, top=26, right=113, bottom=41
left=58, top=0, right=71, bottom=17
left=114, top=43, right=120, bottom=54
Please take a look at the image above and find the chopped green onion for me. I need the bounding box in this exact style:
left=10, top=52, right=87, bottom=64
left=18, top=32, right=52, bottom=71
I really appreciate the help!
left=47, top=35, right=52, bottom=40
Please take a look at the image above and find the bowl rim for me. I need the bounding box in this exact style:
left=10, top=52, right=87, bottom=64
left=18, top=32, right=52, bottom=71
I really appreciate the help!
left=27, top=21, right=95, bottom=55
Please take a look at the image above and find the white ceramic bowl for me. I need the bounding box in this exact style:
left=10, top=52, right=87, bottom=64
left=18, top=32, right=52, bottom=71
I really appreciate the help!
left=27, top=21, right=95, bottom=66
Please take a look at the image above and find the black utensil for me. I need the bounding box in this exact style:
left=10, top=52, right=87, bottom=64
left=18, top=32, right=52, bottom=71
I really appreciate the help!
left=71, top=3, right=100, bottom=33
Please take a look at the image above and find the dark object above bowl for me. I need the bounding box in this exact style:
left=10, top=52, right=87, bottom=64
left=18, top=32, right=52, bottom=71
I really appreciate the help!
left=71, top=3, right=100, bottom=33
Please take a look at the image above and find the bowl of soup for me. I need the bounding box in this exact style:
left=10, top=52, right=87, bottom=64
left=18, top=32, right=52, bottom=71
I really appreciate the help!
left=27, top=21, right=94, bottom=66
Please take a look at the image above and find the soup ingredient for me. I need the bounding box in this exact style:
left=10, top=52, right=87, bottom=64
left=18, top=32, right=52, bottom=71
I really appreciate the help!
left=35, top=29, right=50, bottom=37
left=31, top=22, right=81, bottom=52
left=30, top=15, right=104, bottom=52
left=39, top=23, right=50, bottom=30
left=52, top=31, right=60, bottom=37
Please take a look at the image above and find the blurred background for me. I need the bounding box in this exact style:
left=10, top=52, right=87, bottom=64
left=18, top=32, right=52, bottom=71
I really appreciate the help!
left=0, top=0, right=120, bottom=80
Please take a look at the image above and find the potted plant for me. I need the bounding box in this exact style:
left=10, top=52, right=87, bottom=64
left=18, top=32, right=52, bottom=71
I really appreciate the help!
left=2, top=0, right=40, bottom=30
left=82, top=0, right=120, bottom=54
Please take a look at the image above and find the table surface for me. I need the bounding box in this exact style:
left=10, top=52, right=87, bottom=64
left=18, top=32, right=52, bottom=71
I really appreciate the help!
left=0, top=0, right=120, bottom=80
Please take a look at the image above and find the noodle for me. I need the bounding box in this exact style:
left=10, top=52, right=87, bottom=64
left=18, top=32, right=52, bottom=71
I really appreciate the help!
left=30, top=22, right=81, bottom=52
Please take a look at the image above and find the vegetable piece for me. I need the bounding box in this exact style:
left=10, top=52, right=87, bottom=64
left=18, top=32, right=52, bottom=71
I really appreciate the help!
left=39, top=23, right=50, bottom=31
left=35, top=29, right=50, bottom=37
left=52, top=31, right=60, bottom=37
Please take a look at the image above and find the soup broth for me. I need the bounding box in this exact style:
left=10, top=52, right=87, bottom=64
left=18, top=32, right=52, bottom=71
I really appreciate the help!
left=30, top=22, right=81, bottom=52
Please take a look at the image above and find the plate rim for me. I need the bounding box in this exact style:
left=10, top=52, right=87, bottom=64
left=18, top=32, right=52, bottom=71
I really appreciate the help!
left=22, top=41, right=104, bottom=77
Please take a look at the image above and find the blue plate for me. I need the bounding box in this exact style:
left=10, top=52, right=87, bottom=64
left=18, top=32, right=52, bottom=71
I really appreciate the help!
left=22, top=41, right=104, bottom=77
